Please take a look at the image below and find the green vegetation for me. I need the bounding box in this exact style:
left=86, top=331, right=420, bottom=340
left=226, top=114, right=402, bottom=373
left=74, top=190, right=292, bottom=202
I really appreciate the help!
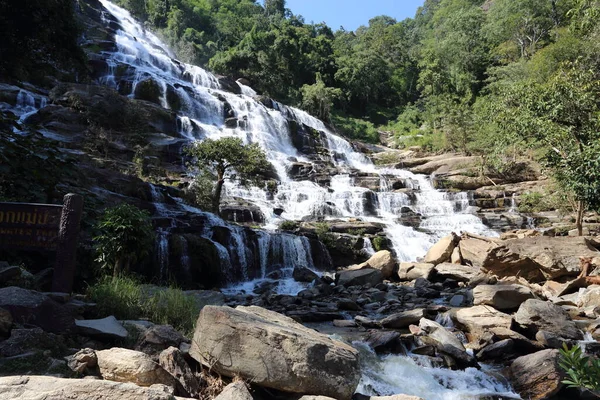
left=184, top=137, right=271, bottom=214
left=87, top=276, right=199, bottom=334
left=279, top=220, right=299, bottom=231
left=372, top=236, right=387, bottom=252
left=93, top=204, right=155, bottom=276
left=559, top=344, right=600, bottom=396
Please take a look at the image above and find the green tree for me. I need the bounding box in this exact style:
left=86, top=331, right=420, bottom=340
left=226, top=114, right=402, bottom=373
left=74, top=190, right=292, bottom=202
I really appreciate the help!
left=94, top=204, right=155, bottom=277
left=185, top=137, right=271, bottom=214
left=559, top=344, right=600, bottom=396
left=300, top=74, right=342, bottom=122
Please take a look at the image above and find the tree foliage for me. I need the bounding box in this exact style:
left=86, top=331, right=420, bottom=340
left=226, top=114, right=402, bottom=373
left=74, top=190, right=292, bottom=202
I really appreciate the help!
left=184, top=137, right=271, bottom=213
left=559, top=344, right=600, bottom=395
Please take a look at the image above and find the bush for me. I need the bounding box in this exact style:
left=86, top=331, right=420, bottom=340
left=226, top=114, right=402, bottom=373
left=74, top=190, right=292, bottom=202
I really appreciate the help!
left=145, top=288, right=199, bottom=335
left=87, top=275, right=144, bottom=320
left=372, top=236, right=387, bottom=252
left=559, top=344, right=600, bottom=395
left=279, top=220, right=299, bottom=231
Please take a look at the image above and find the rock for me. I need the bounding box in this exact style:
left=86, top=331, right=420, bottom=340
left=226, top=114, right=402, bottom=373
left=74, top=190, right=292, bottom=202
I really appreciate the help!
left=355, top=315, right=381, bottom=328
left=293, top=267, right=319, bottom=283
left=298, top=397, right=337, bottom=400
left=183, top=290, right=225, bottom=310
left=190, top=306, right=360, bottom=399
left=380, top=309, right=425, bottom=329
left=514, top=299, right=582, bottom=340
left=159, top=347, right=200, bottom=398
left=482, top=236, right=599, bottom=282
left=75, top=316, right=128, bottom=340
left=0, top=328, right=66, bottom=358
left=418, top=318, right=477, bottom=368
left=449, top=295, right=465, bottom=307
left=535, top=330, right=575, bottom=349
left=0, top=307, right=13, bottom=336
left=0, top=376, right=184, bottom=400
left=337, top=299, right=361, bottom=311
left=333, top=319, right=357, bottom=328
left=365, top=330, right=402, bottom=354
left=459, top=233, right=501, bottom=268
left=67, top=348, right=98, bottom=374
left=423, top=233, right=459, bottom=265
left=434, top=263, right=479, bottom=282
left=0, top=265, right=20, bottom=284
left=214, top=381, right=253, bottom=400
left=473, top=284, right=534, bottom=311
left=578, top=286, right=600, bottom=309
left=364, top=251, right=397, bottom=279
left=136, top=324, right=188, bottom=356
left=336, top=268, right=383, bottom=287
left=476, top=339, right=515, bottom=361
left=0, top=287, right=75, bottom=333
left=455, top=306, right=512, bottom=340
left=450, top=247, right=462, bottom=264
left=96, top=347, right=176, bottom=387
left=397, top=262, right=434, bottom=281
left=368, top=396, right=424, bottom=400
left=542, top=278, right=586, bottom=299
left=510, top=349, right=563, bottom=400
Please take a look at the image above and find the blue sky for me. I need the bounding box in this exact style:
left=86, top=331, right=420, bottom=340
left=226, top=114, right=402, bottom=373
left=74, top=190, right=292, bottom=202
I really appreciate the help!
left=285, top=0, right=425, bottom=31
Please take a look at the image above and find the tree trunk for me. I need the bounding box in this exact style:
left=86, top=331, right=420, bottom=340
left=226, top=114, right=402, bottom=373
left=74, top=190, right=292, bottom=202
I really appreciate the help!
left=213, top=171, right=225, bottom=215
left=576, top=200, right=585, bottom=236
left=114, top=258, right=125, bottom=277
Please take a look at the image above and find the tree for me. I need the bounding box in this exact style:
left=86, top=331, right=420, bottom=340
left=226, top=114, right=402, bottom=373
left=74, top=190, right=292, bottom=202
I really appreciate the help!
left=94, top=204, right=155, bottom=277
left=184, top=137, right=271, bottom=214
left=300, top=74, right=342, bottom=122
left=264, top=0, right=285, bottom=17
left=486, top=60, right=600, bottom=235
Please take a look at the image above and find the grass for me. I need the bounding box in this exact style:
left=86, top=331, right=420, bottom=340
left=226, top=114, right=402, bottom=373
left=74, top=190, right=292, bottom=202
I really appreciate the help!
left=87, top=276, right=200, bottom=335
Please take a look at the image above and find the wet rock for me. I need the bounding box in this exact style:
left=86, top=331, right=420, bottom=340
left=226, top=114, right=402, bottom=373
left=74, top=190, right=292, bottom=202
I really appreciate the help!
left=380, top=309, right=425, bottom=329
left=476, top=339, right=515, bottom=361
left=190, top=306, right=360, bottom=399
left=433, top=263, right=479, bottom=282
left=355, top=315, right=381, bottom=328
left=362, top=251, right=397, bottom=279
left=336, top=268, right=383, bottom=287
left=397, top=262, right=434, bottom=281
left=510, top=349, right=563, bottom=400
left=158, top=346, right=200, bottom=397
left=418, top=318, right=477, bottom=369
left=449, top=295, right=465, bottom=307
left=333, top=319, right=357, bottom=328
left=337, top=299, right=362, bottom=311
left=535, top=330, right=576, bottom=350
left=214, top=381, right=253, bottom=400
left=293, top=267, right=319, bottom=283
left=0, top=287, right=75, bottom=334
left=96, top=347, right=176, bottom=387
left=455, top=306, right=512, bottom=340
left=75, top=316, right=128, bottom=340
left=67, top=348, right=98, bottom=374
left=473, top=284, right=534, bottom=311
left=514, top=299, right=582, bottom=340
left=0, top=376, right=181, bottom=400
left=365, top=330, right=403, bottom=354
left=424, top=233, right=459, bottom=265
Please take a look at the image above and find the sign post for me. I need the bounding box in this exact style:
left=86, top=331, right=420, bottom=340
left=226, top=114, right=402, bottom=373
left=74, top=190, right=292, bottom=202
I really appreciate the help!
left=0, top=194, right=83, bottom=293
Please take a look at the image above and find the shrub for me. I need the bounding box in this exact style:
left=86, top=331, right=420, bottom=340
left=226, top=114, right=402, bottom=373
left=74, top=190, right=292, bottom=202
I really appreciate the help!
left=559, top=344, right=600, bottom=395
left=145, top=288, right=199, bottom=335
left=87, top=275, right=144, bottom=320
left=279, top=220, right=299, bottom=231
left=94, top=204, right=155, bottom=276
left=518, top=191, right=545, bottom=213
left=372, top=236, right=387, bottom=252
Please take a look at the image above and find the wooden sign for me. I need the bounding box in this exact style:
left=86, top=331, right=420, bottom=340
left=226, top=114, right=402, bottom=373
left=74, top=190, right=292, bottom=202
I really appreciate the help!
left=0, top=194, right=83, bottom=293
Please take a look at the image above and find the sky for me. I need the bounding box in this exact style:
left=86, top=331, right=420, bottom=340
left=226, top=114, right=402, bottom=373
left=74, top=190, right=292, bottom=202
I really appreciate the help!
left=285, top=0, right=425, bottom=31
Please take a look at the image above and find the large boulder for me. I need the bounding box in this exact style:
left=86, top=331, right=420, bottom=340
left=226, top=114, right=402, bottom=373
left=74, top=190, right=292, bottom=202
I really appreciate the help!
left=380, top=309, right=425, bottom=329
left=482, top=236, right=599, bottom=282
left=336, top=268, right=383, bottom=287
left=397, top=263, right=434, bottom=281
left=159, top=347, right=200, bottom=398
left=75, top=316, right=128, bottom=340
left=96, top=347, right=176, bottom=387
left=510, top=349, right=563, bottom=400
left=0, top=287, right=75, bottom=334
left=293, top=267, right=320, bottom=283
left=0, top=376, right=183, bottom=400
left=473, top=284, right=534, bottom=311
left=578, top=286, right=600, bottom=309
left=190, top=306, right=360, bottom=399
left=514, top=299, right=582, bottom=340
left=455, top=306, right=512, bottom=340
left=418, top=318, right=477, bottom=368
left=423, top=233, right=459, bottom=265
left=458, top=233, right=501, bottom=268
left=433, top=263, right=479, bottom=282
left=363, top=251, right=397, bottom=279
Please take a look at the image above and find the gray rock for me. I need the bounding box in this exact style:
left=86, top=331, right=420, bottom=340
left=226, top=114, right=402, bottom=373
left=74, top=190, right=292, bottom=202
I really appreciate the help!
left=96, top=347, right=176, bottom=387
left=514, top=299, right=582, bottom=340
left=449, top=295, right=465, bottom=307
left=293, top=267, right=319, bottom=283
left=336, top=268, right=383, bottom=287
left=136, top=324, right=188, bottom=356
left=380, top=309, right=425, bottom=329
left=158, top=346, right=200, bottom=397
left=473, top=284, right=534, bottom=311
left=418, top=318, right=477, bottom=368
left=434, top=263, right=480, bottom=282
left=476, top=339, right=515, bottom=361
left=397, top=262, right=434, bottom=281
left=0, top=266, right=20, bottom=284
left=510, top=349, right=563, bottom=400
left=214, top=381, right=253, bottom=400
left=455, top=306, right=512, bottom=340
left=67, top=348, right=98, bottom=374
left=75, top=316, right=128, bottom=340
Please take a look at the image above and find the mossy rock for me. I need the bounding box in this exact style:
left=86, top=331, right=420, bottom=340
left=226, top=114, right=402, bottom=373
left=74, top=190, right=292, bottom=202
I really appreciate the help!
left=134, top=79, right=162, bottom=105
left=165, top=85, right=181, bottom=112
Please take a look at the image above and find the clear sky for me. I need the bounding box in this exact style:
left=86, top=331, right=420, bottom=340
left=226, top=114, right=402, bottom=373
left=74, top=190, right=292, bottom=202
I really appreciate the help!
left=285, top=0, right=425, bottom=31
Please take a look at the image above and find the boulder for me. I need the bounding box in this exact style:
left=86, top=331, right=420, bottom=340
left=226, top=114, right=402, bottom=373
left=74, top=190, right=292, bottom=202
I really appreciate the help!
left=578, top=286, right=600, bottom=309
left=476, top=339, right=515, bottom=361
left=0, top=265, right=20, bottom=284
left=0, top=328, right=66, bottom=358
left=423, top=233, right=458, bottom=265
left=0, top=287, right=75, bottom=333
left=514, top=299, right=582, bottom=340
left=450, top=247, right=462, bottom=264
left=397, top=263, right=434, bottom=281
left=380, top=309, right=425, bottom=329
left=455, top=306, right=512, bottom=340
left=510, top=349, right=563, bottom=400
left=293, top=267, right=319, bottom=283
left=159, top=347, right=200, bottom=398
left=96, top=347, right=176, bottom=387
left=336, top=268, right=383, bottom=287
left=0, top=376, right=184, bottom=400
left=190, top=306, right=360, bottom=399
left=365, top=330, right=402, bottom=354
left=75, top=316, right=128, bottom=340
left=136, top=324, right=188, bottom=356
left=214, top=381, right=253, bottom=400
left=482, top=236, right=600, bottom=282
left=542, top=278, right=586, bottom=299
left=473, top=284, right=534, bottom=311
left=364, top=251, right=397, bottom=279
left=459, top=233, right=501, bottom=267
left=418, top=318, right=477, bottom=368
left=434, top=263, right=479, bottom=282
left=66, top=348, right=98, bottom=374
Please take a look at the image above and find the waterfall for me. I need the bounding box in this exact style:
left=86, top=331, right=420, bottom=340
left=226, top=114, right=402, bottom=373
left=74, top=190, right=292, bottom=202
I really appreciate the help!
left=98, top=0, right=498, bottom=280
